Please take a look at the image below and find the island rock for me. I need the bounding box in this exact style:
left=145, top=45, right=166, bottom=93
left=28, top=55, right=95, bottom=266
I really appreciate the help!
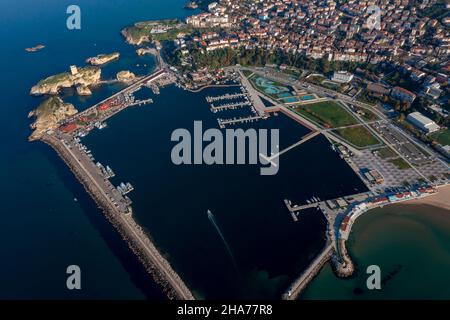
left=136, top=47, right=154, bottom=56
left=116, top=70, right=136, bottom=82
left=76, top=85, right=92, bottom=96
left=28, top=96, right=78, bottom=141
left=25, top=44, right=45, bottom=52
left=184, top=2, right=198, bottom=10
left=86, top=52, right=120, bottom=66
left=30, top=66, right=101, bottom=96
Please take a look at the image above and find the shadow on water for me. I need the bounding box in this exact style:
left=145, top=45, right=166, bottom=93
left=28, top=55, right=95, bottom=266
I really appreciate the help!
left=39, top=143, right=166, bottom=300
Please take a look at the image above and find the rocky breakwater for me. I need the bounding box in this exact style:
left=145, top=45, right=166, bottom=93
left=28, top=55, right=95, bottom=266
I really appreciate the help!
left=30, top=66, right=101, bottom=95
left=86, top=52, right=120, bottom=66
left=28, top=96, right=78, bottom=141
left=330, top=239, right=355, bottom=278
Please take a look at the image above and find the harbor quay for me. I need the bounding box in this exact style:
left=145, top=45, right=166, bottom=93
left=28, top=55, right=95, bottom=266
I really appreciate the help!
left=59, top=68, right=174, bottom=138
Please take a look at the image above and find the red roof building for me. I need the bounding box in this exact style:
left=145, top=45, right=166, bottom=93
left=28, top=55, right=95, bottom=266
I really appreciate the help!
left=60, top=123, right=77, bottom=133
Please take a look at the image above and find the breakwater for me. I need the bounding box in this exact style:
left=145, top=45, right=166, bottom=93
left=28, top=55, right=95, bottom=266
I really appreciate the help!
left=40, top=134, right=194, bottom=300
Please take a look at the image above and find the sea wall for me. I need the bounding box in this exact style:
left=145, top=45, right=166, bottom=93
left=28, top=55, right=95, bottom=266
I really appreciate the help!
left=40, top=135, right=194, bottom=300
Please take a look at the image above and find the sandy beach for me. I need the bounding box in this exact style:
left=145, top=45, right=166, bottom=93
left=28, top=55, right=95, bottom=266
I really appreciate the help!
left=404, top=184, right=450, bottom=210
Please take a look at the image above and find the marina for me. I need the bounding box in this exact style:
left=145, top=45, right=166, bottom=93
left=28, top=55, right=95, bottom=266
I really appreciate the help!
left=79, top=80, right=367, bottom=298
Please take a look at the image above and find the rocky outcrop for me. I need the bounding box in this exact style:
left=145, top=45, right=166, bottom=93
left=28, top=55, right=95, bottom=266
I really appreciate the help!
left=76, top=85, right=92, bottom=96
left=184, top=1, right=198, bottom=9
left=136, top=47, right=154, bottom=56
left=30, top=66, right=101, bottom=96
left=116, top=70, right=136, bottom=82
left=25, top=44, right=45, bottom=52
left=28, top=96, right=78, bottom=141
left=121, top=19, right=182, bottom=45
left=121, top=27, right=151, bottom=46
left=86, top=52, right=120, bottom=65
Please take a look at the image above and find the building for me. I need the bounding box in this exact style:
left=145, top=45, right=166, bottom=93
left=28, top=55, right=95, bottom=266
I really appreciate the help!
left=391, top=86, right=416, bottom=103
left=331, top=71, right=354, bottom=83
left=70, top=65, right=78, bottom=76
left=60, top=123, right=77, bottom=133
left=425, top=86, right=442, bottom=99
left=366, top=82, right=390, bottom=97
left=369, top=169, right=384, bottom=184
left=406, top=111, right=440, bottom=133
left=208, top=2, right=218, bottom=12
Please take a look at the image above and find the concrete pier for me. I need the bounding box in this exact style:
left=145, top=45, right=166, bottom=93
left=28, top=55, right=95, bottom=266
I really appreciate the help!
left=217, top=114, right=266, bottom=128
left=210, top=100, right=251, bottom=112
left=206, top=92, right=246, bottom=102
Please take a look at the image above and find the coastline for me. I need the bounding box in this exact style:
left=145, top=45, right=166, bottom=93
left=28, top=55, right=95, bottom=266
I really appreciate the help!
left=401, top=184, right=450, bottom=210
left=301, top=202, right=450, bottom=299
left=40, top=134, right=194, bottom=300
left=335, top=184, right=450, bottom=279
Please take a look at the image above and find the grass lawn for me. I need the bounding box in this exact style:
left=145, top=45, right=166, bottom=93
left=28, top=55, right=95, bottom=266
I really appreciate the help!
left=335, top=126, right=380, bottom=148
left=294, top=101, right=357, bottom=128
left=431, top=129, right=450, bottom=146
left=321, top=81, right=341, bottom=91
left=388, top=158, right=411, bottom=170
left=282, top=68, right=302, bottom=78
left=355, top=107, right=379, bottom=121
left=375, top=146, right=397, bottom=159
left=307, top=75, right=325, bottom=85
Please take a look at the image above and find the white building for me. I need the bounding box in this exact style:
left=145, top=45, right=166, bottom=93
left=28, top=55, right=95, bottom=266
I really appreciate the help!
left=406, top=111, right=440, bottom=133
left=70, top=65, right=78, bottom=76
left=208, top=2, right=218, bottom=12
left=331, top=71, right=354, bottom=83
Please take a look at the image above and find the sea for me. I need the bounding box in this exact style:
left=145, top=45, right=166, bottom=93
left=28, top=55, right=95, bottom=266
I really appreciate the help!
left=301, top=204, right=450, bottom=299
left=0, top=0, right=448, bottom=299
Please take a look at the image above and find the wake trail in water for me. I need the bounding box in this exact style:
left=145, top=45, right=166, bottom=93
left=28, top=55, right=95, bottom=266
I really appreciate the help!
left=207, top=210, right=239, bottom=273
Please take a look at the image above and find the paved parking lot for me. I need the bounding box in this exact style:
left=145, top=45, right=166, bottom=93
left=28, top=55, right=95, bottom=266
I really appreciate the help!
left=372, top=123, right=432, bottom=166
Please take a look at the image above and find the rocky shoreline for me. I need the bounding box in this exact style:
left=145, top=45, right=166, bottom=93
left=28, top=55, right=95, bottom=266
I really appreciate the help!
left=28, top=97, right=78, bottom=141
left=30, top=66, right=101, bottom=96
left=86, top=52, right=120, bottom=66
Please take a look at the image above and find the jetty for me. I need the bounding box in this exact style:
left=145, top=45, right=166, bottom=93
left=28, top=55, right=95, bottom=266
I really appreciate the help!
left=282, top=244, right=334, bottom=300
left=217, top=114, right=266, bottom=128
left=206, top=92, right=247, bottom=103
left=210, top=100, right=251, bottom=112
